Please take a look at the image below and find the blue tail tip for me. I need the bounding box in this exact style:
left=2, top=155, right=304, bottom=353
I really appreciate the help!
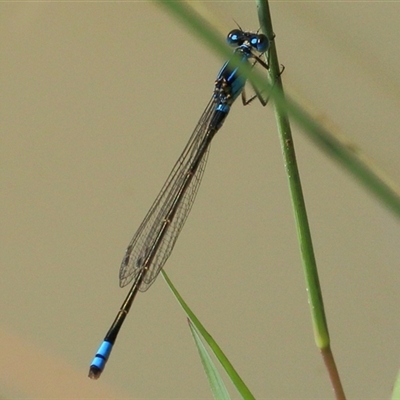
left=88, top=341, right=113, bottom=379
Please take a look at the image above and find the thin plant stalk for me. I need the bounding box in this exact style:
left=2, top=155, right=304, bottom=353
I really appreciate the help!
left=257, top=1, right=345, bottom=399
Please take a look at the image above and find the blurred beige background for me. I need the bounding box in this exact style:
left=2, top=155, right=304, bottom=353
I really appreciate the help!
left=2, top=1, right=400, bottom=399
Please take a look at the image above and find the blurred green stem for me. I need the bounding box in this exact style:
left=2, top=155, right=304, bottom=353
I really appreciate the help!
left=155, top=0, right=400, bottom=220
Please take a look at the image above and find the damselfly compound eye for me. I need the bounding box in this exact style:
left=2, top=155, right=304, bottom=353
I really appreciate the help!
left=227, top=29, right=244, bottom=47
left=250, top=33, right=269, bottom=53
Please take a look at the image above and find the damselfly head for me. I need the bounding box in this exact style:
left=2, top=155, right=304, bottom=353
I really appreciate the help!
left=226, top=29, right=269, bottom=53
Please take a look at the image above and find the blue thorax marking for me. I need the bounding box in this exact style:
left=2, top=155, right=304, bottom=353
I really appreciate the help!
left=214, top=46, right=254, bottom=108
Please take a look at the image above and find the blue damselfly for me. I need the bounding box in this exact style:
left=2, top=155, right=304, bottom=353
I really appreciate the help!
left=89, top=28, right=270, bottom=379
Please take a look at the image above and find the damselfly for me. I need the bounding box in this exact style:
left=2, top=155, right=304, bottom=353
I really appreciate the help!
left=89, top=28, right=270, bottom=379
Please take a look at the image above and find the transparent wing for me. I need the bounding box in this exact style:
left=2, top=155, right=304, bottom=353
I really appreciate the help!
left=119, top=97, right=218, bottom=291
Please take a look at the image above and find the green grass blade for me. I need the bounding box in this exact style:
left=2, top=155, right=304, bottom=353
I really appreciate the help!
left=391, top=369, right=400, bottom=400
left=187, top=318, right=231, bottom=400
left=161, top=270, right=255, bottom=400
